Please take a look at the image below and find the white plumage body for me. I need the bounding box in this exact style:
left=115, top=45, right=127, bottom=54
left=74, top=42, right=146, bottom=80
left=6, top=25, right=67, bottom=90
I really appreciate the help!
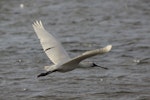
left=32, top=21, right=112, bottom=77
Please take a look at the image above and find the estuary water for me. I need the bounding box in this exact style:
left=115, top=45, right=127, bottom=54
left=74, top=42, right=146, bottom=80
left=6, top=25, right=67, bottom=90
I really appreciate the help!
left=0, top=0, right=150, bottom=100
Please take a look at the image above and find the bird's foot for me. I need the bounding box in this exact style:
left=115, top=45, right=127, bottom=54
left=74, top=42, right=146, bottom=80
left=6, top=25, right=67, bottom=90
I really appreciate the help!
left=92, top=63, right=108, bottom=70
left=99, top=66, right=108, bottom=70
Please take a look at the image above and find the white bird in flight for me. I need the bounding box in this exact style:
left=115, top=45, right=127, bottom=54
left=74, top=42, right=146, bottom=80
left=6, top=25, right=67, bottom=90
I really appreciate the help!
left=32, top=20, right=112, bottom=77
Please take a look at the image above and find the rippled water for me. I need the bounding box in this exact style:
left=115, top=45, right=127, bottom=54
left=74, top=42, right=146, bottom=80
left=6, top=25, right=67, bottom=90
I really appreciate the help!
left=0, top=0, right=150, bottom=100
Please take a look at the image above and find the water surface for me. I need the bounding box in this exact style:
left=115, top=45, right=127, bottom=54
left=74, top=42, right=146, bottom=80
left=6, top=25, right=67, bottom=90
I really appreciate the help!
left=0, top=0, right=150, bottom=100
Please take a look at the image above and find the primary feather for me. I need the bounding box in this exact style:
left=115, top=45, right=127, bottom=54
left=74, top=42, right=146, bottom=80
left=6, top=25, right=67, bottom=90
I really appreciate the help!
left=62, top=45, right=112, bottom=66
left=32, top=21, right=70, bottom=64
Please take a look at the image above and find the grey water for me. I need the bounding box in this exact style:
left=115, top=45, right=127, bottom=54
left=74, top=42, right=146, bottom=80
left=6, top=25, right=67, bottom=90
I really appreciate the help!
left=0, top=0, right=150, bottom=100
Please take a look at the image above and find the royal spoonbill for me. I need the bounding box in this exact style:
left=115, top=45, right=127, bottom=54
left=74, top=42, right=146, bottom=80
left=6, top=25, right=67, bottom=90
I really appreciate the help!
left=32, top=21, right=112, bottom=77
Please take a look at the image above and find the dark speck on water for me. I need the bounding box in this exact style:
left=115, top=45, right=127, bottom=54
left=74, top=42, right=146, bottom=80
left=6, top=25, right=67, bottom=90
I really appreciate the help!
left=0, top=0, right=150, bottom=100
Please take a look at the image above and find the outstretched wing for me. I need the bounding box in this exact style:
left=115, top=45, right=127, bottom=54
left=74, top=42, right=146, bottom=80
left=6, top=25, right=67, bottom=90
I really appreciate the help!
left=63, top=45, right=112, bottom=66
left=32, top=20, right=70, bottom=64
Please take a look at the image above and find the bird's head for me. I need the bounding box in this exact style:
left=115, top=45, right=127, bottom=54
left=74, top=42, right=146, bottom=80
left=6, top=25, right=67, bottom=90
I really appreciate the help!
left=44, top=65, right=57, bottom=71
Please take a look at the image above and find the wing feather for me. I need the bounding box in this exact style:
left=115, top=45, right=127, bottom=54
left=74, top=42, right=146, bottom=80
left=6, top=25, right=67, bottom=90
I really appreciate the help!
left=63, top=45, right=112, bottom=66
left=32, top=20, right=70, bottom=64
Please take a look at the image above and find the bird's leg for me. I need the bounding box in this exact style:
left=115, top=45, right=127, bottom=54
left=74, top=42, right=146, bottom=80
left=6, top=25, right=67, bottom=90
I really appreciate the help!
left=97, top=66, right=108, bottom=70
left=92, top=63, right=108, bottom=70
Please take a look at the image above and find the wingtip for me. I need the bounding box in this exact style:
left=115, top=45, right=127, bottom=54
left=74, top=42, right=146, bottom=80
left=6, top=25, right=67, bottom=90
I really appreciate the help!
left=106, top=45, right=112, bottom=52
left=32, top=20, right=44, bottom=29
left=102, top=45, right=112, bottom=53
